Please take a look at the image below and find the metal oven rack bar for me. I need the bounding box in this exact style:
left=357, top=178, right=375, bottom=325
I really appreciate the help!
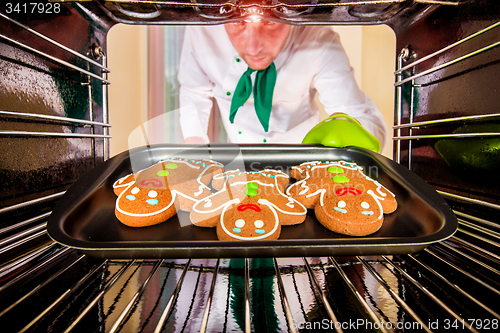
left=0, top=8, right=116, bottom=330
left=0, top=33, right=110, bottom=84
left=390, top=16, right=500, bottom=327
left=0, top=12, right=108, bottom=72
left=0, top=13, right=112, bottom=158
left=0, top=110, right=111, bottom=128
left=1, top=237, right=498, bottom=331
left=393, top=19, right=500, bottom=212
left=394, top=19, right=500, bottom=164
left=0, top=11, right=112, bottom=283
left=0, top=192, right=66, bottom=214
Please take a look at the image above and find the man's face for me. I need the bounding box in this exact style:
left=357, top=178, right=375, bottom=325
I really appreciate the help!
left=225, top=20, right=291, bottom=70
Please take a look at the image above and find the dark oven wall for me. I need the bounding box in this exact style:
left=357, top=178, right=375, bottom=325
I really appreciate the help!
left=0, top=1, right=114, bottom=251
left=390, top=0, right=500, bottom=225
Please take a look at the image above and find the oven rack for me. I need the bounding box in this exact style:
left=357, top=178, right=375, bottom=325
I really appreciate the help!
left=0, top=214, right=498, bottom=332
left=0, top=12, right=111, bottom=159
left=393, top=19, right=500, bottom=161
left=393, top=17, right=500, bottom=213
left=0, top=11, right=108, bottom=73
left=0, top=12, right=110, bottom=84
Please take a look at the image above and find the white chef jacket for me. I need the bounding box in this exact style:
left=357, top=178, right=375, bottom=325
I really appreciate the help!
left=178, top=25, right=388, bottom=149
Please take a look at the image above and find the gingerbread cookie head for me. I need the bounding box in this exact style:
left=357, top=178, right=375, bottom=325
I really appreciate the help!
left=190, top=170, right=307, bottom=241
left=287, top=161, right=397, bottom=236
left=317, top=188, right=386, bottom=236
left=217, top=198, right=281, bottom=241
left=113, top=158, right=224, bottom=227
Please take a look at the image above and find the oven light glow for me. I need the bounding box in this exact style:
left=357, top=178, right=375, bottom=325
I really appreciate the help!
left=241, top=6, right=266, bottom=22
left=246, top=6, right=261, bottom=15
left=244, top=14, right=262, bottom=23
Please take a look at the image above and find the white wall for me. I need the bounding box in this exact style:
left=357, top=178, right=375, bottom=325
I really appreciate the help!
left=361, top=25, right=396, bottom=159
left=107, top=24, right=148, bottom=157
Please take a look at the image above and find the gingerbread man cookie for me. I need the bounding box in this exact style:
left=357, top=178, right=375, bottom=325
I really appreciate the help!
left=190, top=169, right=307, bottom=241
left=113, top=158, right=224, bottom=227
left=286, top=161, right=397, bottom=236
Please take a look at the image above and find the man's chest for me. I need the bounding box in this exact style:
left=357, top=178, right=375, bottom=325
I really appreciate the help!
left=210, top=58, right=315, bottom=103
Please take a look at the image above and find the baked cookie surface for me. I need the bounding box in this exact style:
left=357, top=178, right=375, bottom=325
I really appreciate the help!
left=286, top=161, right=397, bottom=236
left=190, top=169, right=307, bottom=241
left=113, top=158, right=223, bottom=227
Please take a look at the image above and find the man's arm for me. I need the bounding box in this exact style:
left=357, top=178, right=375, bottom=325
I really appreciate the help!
left=312, top=29, right=388, bottom=150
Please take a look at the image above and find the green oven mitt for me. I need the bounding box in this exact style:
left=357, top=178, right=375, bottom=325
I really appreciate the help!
left=302, top=113, right=381, bottom=152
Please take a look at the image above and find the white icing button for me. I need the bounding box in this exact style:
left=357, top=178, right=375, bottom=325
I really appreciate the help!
left=235, top=219, right=246, bottom=228
left=148, top=190, right=158, bottom=198
left=338, top=201, right=347, bottom=208
left=254, top=220, right=264, bottom=228
left=131, top=187, right=140, bottom=195
left=361, top=202, right=370, bottom=209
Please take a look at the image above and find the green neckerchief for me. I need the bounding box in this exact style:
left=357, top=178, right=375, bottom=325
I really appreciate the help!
left=229, top=62, right=277, bottom=132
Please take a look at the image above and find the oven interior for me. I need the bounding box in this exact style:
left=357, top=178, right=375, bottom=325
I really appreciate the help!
left=1, top=0, right=499, bottom=332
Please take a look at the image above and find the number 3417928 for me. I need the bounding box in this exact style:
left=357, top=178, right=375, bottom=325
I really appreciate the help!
left=443, top=318, right=498, bottom=330
left=6, top=2, right=61, bottom=14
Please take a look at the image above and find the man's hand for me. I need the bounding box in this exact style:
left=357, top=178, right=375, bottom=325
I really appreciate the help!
left=302, top=113, right=381, bottom=153
left=184, top=136, right=207, bottom=144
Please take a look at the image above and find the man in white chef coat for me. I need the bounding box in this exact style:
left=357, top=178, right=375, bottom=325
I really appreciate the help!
left=177, top=18, right=388, bottom=150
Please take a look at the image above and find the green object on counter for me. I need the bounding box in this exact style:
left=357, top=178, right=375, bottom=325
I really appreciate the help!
left=302, top=113, right=381, bottom=152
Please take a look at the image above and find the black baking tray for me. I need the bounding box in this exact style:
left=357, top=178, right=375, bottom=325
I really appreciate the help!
left=47, top=144, right=458, bottom=259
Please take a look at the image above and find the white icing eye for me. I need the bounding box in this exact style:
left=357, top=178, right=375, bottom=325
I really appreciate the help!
left=254, top=220, right=264, bottom=228
left=204, top=200, right=213, bottom=208
left=131, top=187, right=140, bottom=195
left=235, top=219, right=246, bottom=228
left=361, top=202, right=370, bottom=209
left=148, top=190, right=158, bottom=198
left=337, top=201, right=347, bottom=208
